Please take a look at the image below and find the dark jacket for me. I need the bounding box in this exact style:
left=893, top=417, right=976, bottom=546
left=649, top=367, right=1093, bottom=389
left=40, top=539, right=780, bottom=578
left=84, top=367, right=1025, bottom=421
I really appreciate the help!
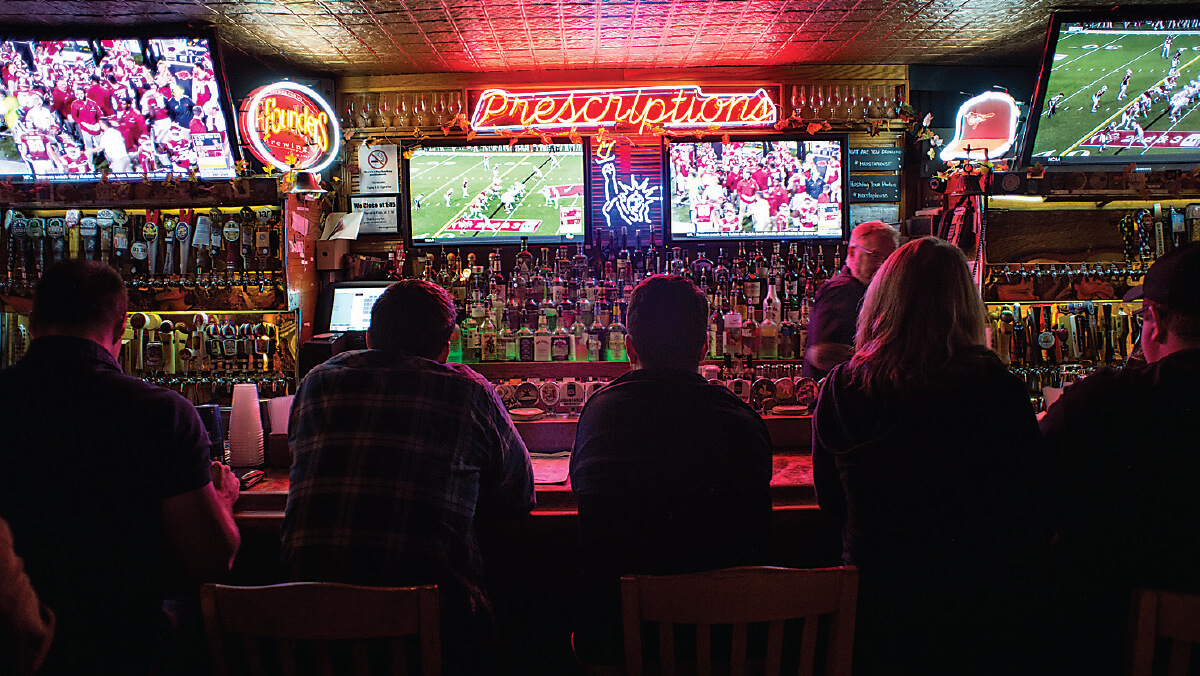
left=812, top=347, right=1049, bottom=675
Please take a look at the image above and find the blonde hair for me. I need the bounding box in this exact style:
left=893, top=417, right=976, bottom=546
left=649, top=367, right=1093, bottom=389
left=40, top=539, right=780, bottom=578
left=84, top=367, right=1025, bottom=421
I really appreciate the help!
left=848, top=237, right=987, bottom=394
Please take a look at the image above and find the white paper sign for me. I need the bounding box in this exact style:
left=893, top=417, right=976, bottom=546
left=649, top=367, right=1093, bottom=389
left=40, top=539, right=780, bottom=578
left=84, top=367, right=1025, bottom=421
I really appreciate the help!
left=320, top=211, right=362, bottom=240
left=357, top=144, right=399, bottom=194
left=350, top=196, right=399, bottom=234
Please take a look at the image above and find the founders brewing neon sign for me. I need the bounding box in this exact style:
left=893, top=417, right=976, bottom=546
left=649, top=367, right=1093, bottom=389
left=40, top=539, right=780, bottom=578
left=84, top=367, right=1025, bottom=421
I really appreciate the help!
left=239, top=81, right=341, bottom=173
left=470, top=85, right=778, bottom=134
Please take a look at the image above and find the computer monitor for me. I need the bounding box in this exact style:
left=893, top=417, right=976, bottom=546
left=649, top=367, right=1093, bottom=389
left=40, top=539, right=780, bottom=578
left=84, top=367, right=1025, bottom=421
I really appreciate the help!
left=316, top=281, right=393, bottom=334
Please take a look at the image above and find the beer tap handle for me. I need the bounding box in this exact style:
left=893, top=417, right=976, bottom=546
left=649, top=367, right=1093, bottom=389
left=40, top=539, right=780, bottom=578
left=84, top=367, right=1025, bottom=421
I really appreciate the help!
left=47, top=218, right=66, bottom=265
left=26, top=218, right=45, bottom=286
left=64, top=209, right=81, bottom=260
left=178, top=210, right=193, bottom=287
left=143, top=210, right=160, bottom=287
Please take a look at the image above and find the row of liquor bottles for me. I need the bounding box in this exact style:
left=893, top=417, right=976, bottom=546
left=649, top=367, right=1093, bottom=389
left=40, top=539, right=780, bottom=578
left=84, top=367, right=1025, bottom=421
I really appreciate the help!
left=1, top=206, right=284, bottom=296
left=415, top=233, right=843, bottom=308
left=424, top=235, right=836, bottom=363
left=987, top=301, right=1141, bottom=369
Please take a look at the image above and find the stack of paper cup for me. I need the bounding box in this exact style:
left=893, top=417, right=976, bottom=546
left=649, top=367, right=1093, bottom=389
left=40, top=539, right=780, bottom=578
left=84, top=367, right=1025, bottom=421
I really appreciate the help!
left=228, top=383, right=264, bottom=467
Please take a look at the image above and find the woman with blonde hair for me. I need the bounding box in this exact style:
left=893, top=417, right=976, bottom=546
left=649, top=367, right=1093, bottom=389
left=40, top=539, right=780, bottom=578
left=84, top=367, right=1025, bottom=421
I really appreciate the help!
left=812, top=237, right=1049, bottom=675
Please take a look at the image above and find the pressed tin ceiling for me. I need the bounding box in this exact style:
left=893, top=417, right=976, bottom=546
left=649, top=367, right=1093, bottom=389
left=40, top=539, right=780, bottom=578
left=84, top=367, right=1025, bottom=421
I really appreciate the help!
left=0, top=0, right=1195, bottom=76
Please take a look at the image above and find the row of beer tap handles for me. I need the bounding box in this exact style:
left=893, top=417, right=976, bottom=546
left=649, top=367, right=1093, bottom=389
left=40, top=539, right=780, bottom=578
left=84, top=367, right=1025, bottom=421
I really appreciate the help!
left=2, top=206, right=281, bottom=296
left=126, top=312, right=283, bottom=385
left=990, top=301, right=1139, bottom=368
left=988, top=261, right=1148, bottom=285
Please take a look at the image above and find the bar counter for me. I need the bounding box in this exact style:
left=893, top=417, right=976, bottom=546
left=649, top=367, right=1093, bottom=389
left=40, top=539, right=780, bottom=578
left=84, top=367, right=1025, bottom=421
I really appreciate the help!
left=233, top=412, right=817, bottom=518
left=225, top=411, right=838, bottom=675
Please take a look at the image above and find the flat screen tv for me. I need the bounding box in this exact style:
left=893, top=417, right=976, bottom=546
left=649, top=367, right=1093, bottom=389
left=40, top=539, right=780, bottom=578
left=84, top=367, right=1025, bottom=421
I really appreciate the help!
left=665, top=134, right=849, bottom=242
left=0, top=30, right=238, bottom=182
left=405, top=140, right=588, bottom=246
left=1022, top=9, right=1200, bottom=170
left=315, top=281, right=395, bottom=334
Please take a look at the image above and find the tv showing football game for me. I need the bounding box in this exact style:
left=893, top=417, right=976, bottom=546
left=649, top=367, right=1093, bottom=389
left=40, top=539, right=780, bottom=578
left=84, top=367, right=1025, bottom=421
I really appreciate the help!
left=666, top=134, right=848, bottom=242
left=405, top=141, right=587, bottom=246
left=0, top=31, right=238, bottom=181
left=1023, top=10, right=1200, bottom=168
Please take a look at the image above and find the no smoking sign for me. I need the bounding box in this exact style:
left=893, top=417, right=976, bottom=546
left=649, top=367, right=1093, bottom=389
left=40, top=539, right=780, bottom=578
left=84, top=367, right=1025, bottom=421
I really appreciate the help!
left=367, top=149, right=389, bottom=169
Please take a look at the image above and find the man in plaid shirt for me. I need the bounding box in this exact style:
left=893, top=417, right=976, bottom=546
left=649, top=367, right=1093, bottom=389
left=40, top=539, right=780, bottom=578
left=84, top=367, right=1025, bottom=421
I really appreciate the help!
left=281, top=279, right=534, bottom=673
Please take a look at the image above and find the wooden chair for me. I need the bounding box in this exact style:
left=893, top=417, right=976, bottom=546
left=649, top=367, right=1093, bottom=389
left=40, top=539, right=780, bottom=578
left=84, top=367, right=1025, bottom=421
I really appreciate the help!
left=201, top=582, right=441, bottom=676
left=620, top=566, right=858, bottom=676
left=1129, top=588, right=1200, bottom=676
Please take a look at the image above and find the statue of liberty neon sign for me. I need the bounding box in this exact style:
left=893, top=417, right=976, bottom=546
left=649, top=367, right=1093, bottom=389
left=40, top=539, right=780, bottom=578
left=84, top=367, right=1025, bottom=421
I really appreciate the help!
left=470, top=85, right=778, bottom=134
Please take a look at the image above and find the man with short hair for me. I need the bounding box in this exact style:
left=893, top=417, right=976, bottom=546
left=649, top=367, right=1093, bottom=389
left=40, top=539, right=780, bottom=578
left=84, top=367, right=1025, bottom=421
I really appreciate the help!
left=282, top=279, right=534, bottom=674
left=569, top=275, right=772, bottom=664
left=1042, top=243, right=1200, bottom=675
left=0, top=259, right=240, bottom=675
left=802, top=220, right=900, bottom=381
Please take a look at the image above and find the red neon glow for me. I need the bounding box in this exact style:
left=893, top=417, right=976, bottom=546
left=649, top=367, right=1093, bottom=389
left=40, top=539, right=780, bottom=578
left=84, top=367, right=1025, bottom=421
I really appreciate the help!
left=470, top=86, right=778, bottom=134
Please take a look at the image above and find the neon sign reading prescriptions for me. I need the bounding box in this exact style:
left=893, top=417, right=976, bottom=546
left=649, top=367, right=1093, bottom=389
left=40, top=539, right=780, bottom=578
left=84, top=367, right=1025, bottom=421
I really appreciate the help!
left=470, top=86, right=778, bottom=134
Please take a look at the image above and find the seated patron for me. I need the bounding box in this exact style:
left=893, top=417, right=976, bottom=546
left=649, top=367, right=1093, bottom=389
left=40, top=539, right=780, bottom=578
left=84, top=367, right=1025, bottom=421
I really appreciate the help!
left=569, top=274, right=773, bottom=664
left=281, top=279, right=534, bottom=675
left=812, top=238, right=1049, bottom=675
left=0, top=516, right=54, bottom=676
left=1042, top=243, right=1200, bottom=675
left=0, top=260, right=241, bottom=675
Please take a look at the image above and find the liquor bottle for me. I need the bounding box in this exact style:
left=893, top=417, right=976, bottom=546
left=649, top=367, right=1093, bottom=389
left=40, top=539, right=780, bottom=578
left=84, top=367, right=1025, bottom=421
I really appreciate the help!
left=784, top=250, right=800, bottom=299
left=759, top=311, right=779, bottom=359
left=577, top=293, right=595, bottom=327
left=763, top=275, right=782, bottom=324
left=723, top=293, right=743, bottom=356
left=539, top=294, right=558, bottom=331
left=523, top=291, right=540, bottom=330
left=460, top=304, right=481, bottom=363
left=534, top=313, right=552, bottom=362
left=616, top=227, right=631, bottom=282
left=489, top=250, right=506, bottom=304
left=778, top=315, right=795, bottom=360
left=550, top=266, right=567, bottom=305
left=480, top=312, right=498, bottom=362
left=517, top=322, right=535, bottom=362
left=448, top=321, right=462, bottom=363
left=798, top=297, right=811, bottom=359
left=500, top=309, right=517, bottom=361
left=571, top=243, right=590, bottom=281
left=516, top=236, right=534, bottom=278
left=691, top=243, right=714, bottom=287
left=714, top=248, right=730, bottom=287
left=569, top=315, right=587, bottom=362
left=529, top=252, right=547, bottom=302
left=741, top=311, right=759, bottom=359
left=631, top=231, right=646, bottom=280
left=551, top=322, right=571, bottom=362
left=587, top=316, right=607, bottom=361
left=709, top=298, right=726, bottom=359
left=607, top=306, right=627, bottom=361
left=733, top=285, right=750, bottom=326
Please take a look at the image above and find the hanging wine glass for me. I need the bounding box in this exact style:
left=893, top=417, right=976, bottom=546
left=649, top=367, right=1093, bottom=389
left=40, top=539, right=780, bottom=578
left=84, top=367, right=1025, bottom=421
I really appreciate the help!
left=450, top=92, right=464, bottom=125
left=863, top=86, right=876, bottom=119
left=790, top=85, right=801, bottom=119
left=829, top=86, right=842, bottom=121
left=846, top=85, right=859, bottom=120
left=892, top=84, right=906, bottom=118
left=416, top=94, right=432, bottom=129
left=396, top=94, right=412, bottom=128
left=343, top=99, right=356, bottom=128
left=356, top=94, right=373, bottom=128
left=436, top=93, right=450, bottom=126
left=796, top=85, right=808, bottom=119
left=378, top=96, right=391, bottom=128
left=813, top=86, right=825, bottom=119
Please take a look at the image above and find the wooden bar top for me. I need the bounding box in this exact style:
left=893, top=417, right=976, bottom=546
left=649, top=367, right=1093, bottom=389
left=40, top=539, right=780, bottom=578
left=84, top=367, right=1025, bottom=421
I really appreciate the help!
left=237, top=413, right=815, bottom=518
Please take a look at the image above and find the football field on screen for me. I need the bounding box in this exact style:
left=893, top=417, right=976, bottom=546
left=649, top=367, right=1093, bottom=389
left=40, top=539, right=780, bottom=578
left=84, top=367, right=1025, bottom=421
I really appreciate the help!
left=407, top=149, right=585, bottom=240
left=1032, top=31, right=1200, bottom=159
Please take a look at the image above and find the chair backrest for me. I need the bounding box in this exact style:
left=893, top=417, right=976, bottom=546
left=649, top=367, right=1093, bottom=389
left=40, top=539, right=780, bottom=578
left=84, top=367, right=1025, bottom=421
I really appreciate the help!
left=1129, top=588, right=1200, bottom=676
left=621, top=566, right=858, bottom=676
left=201, top=582, right=441, bottom=676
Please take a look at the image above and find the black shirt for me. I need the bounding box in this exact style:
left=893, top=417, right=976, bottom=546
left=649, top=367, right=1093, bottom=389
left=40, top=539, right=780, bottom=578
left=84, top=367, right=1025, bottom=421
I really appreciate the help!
left=1041, top=348, right=1200, bottom=674
left=569, top=367, right=772, bottom=662
left=802, top=266, right=866, bottom=381
left=0, top=336, right=212, bottom=675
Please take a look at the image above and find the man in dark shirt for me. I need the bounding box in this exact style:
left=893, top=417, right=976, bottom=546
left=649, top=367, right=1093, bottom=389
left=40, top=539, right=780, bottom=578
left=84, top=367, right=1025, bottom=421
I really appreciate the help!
left=282, top=279, right=534, bottom=675
left=0, top=260, right=240, bottom=675
left=802, top=220, right=900, bottom=381
left=570, top=275, right=773, bottom=664
left=1042, top=243, right=1200, bottom=675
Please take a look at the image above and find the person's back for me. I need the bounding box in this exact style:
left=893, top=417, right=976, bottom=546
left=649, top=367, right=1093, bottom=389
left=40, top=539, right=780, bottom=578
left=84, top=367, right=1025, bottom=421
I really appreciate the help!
left=570, top=275, right=772, bottom=663
left=0, top=260, right=239, bottom=675
left=280, top=279, right=534, bottom=673
left=1042, top=244, right=1200, bottom=675
left=812, top=239, right=1048, bottom=675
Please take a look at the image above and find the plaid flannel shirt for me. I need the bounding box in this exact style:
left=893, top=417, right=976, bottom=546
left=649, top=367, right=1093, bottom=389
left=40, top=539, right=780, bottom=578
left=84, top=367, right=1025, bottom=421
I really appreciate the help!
left=281, top=349, right=534, bottom=620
